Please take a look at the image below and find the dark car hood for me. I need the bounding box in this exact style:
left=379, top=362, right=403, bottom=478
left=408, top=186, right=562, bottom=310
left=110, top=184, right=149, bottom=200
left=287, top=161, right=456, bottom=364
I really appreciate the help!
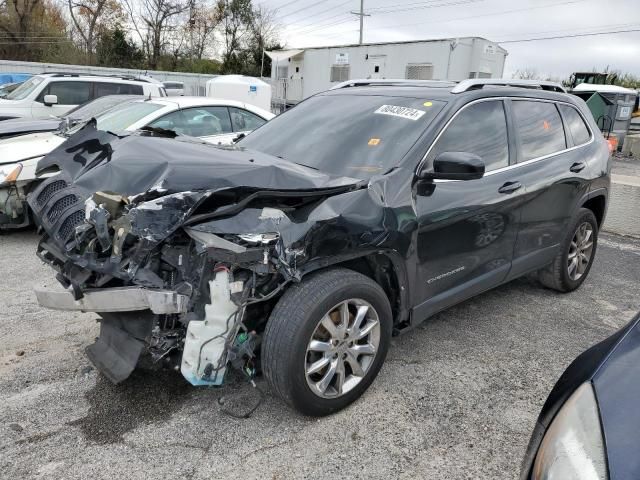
left=0, top=117, right=60, bottom=138
left=521, top=312, right=640, bottom=480
left=37, top=122, right=365, bottom=198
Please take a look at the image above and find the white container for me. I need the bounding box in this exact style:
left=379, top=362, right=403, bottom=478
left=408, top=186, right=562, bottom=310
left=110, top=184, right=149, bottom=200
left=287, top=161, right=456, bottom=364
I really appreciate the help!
left=205, top=75, right=271, bottom=111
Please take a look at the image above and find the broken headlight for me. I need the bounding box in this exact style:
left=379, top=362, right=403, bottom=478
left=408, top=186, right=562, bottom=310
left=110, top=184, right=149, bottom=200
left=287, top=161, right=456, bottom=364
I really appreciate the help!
left=532, top=382, right=608, bottom=480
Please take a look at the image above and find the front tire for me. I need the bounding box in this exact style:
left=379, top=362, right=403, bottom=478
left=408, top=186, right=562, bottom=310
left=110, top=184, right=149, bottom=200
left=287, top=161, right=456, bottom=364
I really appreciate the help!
left=262, top=268, right=392, bottom=416
left=538, top=208, right=599, bottom=292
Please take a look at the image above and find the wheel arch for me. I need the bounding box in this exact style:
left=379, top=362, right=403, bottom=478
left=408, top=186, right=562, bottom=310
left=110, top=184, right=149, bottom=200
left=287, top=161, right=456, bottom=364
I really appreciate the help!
left=580, top=189, right=607, bottom=228
left=297, top=250, right=411, bottom=332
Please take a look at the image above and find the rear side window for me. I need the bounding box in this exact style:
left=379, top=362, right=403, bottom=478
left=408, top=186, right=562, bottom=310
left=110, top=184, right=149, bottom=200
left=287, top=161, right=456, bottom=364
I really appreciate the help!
left=95, top=82, right=144, bottom=96
left=229, top=107, right=266, bottom=131
left=428, top=100, right=509, bottom=172
left=512, top=101, right=566, bottom=161
left=128, top=84, right=144, bottom=95
left=558, top=104, right=591, bottom=146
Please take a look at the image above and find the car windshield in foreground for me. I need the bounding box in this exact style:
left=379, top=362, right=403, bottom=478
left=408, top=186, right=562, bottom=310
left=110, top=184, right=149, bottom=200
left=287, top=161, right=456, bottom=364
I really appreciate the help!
left=5, top=75, right=44, bottom=100
left=240, top=93, right=445, bottom=178
left=64, top=95, right=140, bottom=122
left=66, top=101, right=165, bottom=135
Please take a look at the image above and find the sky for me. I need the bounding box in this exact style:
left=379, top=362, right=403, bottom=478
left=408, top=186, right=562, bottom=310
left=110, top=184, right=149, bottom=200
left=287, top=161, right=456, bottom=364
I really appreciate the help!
left=257, top=0, right=640, bottom=80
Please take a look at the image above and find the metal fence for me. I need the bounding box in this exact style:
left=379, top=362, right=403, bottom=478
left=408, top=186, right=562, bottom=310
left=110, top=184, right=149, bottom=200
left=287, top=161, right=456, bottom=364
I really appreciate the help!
left=0, top=59, right=217, bottom=96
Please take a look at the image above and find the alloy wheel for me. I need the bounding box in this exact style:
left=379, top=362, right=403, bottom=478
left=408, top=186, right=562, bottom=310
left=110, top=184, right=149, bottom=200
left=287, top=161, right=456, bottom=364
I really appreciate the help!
left=305, top=299, right=381, bottom=399
left=568, top=221, right=594, bottom=281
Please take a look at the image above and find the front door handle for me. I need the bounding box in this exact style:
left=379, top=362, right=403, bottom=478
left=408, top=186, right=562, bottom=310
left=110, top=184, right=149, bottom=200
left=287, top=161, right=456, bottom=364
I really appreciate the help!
left=498, top=181, right=522, bottom=194
left=570, top=162, right=586, bottom=173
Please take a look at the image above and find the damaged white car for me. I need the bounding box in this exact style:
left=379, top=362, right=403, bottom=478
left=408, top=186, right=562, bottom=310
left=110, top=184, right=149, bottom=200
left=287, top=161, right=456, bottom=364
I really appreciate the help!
left=0, top=97, right=273, bottom=229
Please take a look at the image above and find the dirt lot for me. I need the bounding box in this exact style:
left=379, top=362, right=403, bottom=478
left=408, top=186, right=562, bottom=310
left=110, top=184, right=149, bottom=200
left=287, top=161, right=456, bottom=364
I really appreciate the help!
left=1, top=229, right=639, bottom=480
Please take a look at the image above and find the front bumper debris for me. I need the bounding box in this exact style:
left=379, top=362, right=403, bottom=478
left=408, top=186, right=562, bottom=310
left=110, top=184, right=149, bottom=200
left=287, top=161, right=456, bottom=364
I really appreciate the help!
left=34, top=284, right=189, bottom=314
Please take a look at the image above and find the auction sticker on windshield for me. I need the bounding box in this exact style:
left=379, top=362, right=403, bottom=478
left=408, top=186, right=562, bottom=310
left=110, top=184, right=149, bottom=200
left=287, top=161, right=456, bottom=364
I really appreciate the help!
left=374, top=105, right=426, bottom=121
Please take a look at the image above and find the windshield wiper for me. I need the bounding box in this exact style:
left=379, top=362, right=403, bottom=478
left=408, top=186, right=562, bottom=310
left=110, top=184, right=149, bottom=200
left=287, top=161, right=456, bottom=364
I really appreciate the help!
left=139, top=125, right=178, bottom=138
left=286, top=158, right=319, bottom=171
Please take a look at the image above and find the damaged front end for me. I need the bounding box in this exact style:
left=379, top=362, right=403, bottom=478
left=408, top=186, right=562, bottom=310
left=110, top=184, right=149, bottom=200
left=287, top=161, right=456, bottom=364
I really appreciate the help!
left=29, top=124, right=368, bottom=386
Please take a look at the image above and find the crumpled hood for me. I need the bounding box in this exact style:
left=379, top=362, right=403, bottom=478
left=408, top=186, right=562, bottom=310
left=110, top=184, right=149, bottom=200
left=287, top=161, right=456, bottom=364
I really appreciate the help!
left=0, top=131, right=66, bottom=165
left=37, top=122, right=365, bottom=198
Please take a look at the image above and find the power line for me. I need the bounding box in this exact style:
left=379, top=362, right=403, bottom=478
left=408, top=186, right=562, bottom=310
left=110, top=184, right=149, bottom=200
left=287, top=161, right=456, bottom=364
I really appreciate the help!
left=276, top=0, right=330, bottom=20
left=365, top=0, right=589, bottom=32
left=292, top=16, right=356, bottom=36
left=366, top=0, right=476, bottom=12
left=272, top=0, right=308, bottom=12
left=365, top=0, right=483, bottom=15
left=497, top=27, right=640, bottom=43
left=286, top=0, right=354, bottom=32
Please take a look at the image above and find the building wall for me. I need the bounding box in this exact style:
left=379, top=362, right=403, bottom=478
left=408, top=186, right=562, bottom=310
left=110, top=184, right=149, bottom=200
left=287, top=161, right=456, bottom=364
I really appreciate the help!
left=270, top=38, right=507, bottom=102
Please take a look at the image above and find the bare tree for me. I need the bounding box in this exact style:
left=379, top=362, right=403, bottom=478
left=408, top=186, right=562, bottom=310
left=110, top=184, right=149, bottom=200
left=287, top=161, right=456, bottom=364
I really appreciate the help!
left=0, top=0, right=43, bottom=58
left=0, top=0, right=69, bottom=59
left=218, top=0, right=253, bottom=72
left=68, top=0, right=122, bottom=63
left=512, top=68, right=541, bottom=80
left=187, top=0, right=222, bottom=60
left=123, top=0, right=188, bottom=69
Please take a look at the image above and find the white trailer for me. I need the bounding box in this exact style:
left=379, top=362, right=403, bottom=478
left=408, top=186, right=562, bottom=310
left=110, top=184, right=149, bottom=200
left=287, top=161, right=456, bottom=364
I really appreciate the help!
left=205, top=75, right=272, bottom=111
left=266, top=37, right=507, bottom=107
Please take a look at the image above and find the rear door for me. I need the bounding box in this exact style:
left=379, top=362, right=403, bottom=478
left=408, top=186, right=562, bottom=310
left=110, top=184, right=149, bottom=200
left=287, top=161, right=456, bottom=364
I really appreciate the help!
left=229, top=107, right=268, bottom=139
left=506, top=99, right=594, bottom=279
left=413, top=99, right=526, bottom=320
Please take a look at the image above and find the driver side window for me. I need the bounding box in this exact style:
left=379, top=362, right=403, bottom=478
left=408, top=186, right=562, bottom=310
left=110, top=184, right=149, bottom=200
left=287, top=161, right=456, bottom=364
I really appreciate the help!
left=427, top=100, right=509, bottom=172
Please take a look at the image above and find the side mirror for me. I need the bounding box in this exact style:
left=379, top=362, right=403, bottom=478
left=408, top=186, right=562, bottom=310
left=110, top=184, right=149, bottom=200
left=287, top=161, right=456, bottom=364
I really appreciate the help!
left=43, top=94, right=58, bottom=106
left=419, top=152, right=485, bottom=181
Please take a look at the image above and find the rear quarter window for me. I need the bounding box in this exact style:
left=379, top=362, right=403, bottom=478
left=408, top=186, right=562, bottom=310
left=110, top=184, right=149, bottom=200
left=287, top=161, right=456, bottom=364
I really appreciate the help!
left=512, top=100, right=566, bottom=161
left=558, top=104, right=591, bottom=146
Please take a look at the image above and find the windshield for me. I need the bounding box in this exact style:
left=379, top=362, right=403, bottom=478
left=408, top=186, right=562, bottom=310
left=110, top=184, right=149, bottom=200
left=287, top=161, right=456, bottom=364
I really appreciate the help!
left=5, top=76, right=44, bottom=100
left=240, top=93, right=445, bottom=178
left=64, top=95, right=140, bottom=122
left=66, top=101, right=165, bottom=135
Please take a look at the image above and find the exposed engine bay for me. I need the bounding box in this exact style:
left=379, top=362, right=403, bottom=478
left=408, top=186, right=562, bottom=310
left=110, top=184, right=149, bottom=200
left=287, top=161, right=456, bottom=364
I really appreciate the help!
left=28, top=123, right=405, bottom=387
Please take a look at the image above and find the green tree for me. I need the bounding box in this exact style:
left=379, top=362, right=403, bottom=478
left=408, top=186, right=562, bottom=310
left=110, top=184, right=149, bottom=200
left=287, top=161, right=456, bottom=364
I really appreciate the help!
left=95, top=25, right=144, bottom=68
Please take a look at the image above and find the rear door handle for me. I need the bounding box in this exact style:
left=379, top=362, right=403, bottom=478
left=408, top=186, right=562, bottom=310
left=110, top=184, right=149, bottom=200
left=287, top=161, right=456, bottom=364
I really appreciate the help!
left=498, top=181, right=522, bottom=194
left=570, top=162, right=586, bottom=173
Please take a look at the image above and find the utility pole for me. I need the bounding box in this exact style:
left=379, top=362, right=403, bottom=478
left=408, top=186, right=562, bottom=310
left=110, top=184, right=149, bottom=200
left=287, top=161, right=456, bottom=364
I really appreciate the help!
left=350, top=0, right=370, bottom=45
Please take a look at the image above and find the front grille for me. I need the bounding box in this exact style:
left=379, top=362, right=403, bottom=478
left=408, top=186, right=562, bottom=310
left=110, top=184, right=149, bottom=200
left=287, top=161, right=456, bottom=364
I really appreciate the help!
left=58, top=210, right=85, bottom=241
left=47, top=195, right=78, bottom=223
left=37, top=180, right=66, bottom=206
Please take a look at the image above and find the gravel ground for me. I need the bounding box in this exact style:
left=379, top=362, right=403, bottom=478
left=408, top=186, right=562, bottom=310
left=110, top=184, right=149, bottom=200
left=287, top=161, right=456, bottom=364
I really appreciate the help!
left=1, top=230, right=639, bottom=480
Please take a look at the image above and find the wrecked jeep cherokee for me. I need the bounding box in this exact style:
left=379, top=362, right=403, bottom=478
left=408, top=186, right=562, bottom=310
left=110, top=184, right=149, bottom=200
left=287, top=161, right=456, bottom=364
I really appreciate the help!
left=30, top=79, right=611, bottom=416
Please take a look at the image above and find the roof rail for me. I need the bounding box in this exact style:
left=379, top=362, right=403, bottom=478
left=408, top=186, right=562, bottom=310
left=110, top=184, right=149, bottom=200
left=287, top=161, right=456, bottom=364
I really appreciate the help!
left=38, top=72, right=150, bottom=83
left=330, top=78, right=455, bottom=90
left=451, top=79, right=567, bottom=94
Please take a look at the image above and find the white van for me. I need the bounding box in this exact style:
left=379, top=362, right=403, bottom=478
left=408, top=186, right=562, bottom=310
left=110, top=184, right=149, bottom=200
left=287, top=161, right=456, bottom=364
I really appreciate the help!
left=0, top=73, right=166, bottom=120
left=163, top=81, right=185, bottom=96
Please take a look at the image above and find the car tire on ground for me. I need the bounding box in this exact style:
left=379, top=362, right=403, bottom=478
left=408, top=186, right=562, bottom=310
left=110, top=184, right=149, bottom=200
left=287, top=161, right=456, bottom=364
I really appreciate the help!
left=538, top=208, right=599, bottom=292
left=262, top=268, right=392, bottom=416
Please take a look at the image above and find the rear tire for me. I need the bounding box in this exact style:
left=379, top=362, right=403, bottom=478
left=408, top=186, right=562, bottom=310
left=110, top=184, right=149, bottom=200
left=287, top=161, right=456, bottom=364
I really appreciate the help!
left=538, top=208, right=598, bottom=292
left=262, top=268, right=392, bottom=416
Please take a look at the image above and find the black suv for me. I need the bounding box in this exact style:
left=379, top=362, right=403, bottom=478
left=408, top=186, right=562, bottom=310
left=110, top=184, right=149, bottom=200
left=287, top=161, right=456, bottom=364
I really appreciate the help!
left=30, top=79, right=610, bottom=416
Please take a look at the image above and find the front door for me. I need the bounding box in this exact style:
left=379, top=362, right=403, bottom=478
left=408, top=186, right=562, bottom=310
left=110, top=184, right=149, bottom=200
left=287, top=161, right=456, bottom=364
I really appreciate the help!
left=412, top=99, right=526, bottom=321
left=32, top=81, right=92, bottom=118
